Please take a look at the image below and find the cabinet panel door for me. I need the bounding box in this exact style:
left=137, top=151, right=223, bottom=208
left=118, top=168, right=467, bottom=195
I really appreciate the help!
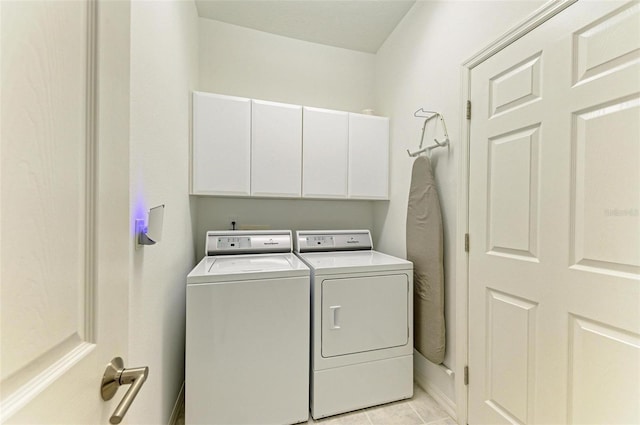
left=348, top=114, right=389, bottom=199
left=192, top=92, right=251, bottom=195
left=251, top=100, right=302, bottom=197
left=303, top=107, right=348, bottom=198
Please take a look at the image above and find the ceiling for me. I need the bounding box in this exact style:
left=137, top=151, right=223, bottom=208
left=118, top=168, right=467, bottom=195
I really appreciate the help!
left=194, top=0, right=416, bottom=54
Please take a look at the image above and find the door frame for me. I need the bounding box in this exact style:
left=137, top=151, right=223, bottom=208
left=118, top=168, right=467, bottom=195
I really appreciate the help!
left=455, top=1, right=578, bottom=423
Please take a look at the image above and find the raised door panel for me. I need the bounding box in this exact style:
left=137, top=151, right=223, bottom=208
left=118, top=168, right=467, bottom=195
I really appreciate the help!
left=487, top=124, right=540, bottom=261
left=568, top=316, right=640, bottom=424
left=321, top=274, right=408, bottom=357
left=348, top=114, right=389, bottom=200
left=192, top=92, right=251, bottom=196
left=484, top=290, right=538, bottom=424
left=571, top=96, right=640, bottom=276
left=251, top=100, right=302, bottom=197
left=302, top=107, right=348, bottom=198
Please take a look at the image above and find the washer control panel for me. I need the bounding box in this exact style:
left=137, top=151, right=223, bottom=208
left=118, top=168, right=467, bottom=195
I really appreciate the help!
left=306, top=235, right=335, bottom=248
left=206, top=230, right=292, bottom=255
left=216, top=236, right=252, bottom=250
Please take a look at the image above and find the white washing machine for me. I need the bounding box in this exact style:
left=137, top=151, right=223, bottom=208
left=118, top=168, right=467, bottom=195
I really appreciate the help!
left=186, top=230, right=310, bottom=425
left=294, top=230, right=414, bottom=419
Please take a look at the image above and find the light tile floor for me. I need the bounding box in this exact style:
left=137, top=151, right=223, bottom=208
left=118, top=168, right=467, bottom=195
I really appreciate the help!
left=177, top=383, right=455, bottom=425
left=307, top=384, right=455, bottom=425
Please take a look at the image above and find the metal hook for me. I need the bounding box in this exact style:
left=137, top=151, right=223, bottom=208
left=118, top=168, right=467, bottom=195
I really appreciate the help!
left=413, top=107, right=438, bottom=118
left=407, top=110, right=450, bottom=157
left=406, top=137, right=449, bottom=157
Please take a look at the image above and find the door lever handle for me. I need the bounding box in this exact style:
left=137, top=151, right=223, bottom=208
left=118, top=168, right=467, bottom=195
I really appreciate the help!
left=101, top=357, right=149, bottom=424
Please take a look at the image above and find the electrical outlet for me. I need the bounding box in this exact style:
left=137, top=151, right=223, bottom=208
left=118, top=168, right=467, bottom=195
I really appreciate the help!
left=228, top=215, right=239, bottom=230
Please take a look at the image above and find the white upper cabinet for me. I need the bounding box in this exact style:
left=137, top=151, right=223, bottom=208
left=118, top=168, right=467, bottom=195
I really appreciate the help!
left=191, top=91, right=389, bottom=200
left=348, top=114, right=389, bottom=200
left=302, top=107, right=349, bottom=198
left=251, top=100, right=302, bottom=197
left=192, top=92, right=251, bottom=196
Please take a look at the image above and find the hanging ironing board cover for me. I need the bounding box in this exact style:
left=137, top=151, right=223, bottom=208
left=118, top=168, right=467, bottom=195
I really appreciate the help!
left=406, top=156, right=445, bottom=364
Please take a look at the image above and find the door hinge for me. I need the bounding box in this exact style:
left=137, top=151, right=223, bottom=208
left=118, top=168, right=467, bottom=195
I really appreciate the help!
left=466, top=100, right=472, bottom=120
left=465, top=233, right=469, bottom=252
left=464, top=366, right=469, bottom=385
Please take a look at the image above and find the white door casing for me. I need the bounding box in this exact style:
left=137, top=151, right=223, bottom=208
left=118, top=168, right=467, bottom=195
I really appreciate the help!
left=467, top=1, right=640, bottom=424
left=1, top=1, right=131, bottom=423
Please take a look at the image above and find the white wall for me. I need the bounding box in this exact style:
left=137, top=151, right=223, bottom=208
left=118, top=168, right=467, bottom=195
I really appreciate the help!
left=199, top=18, right=375, bottom=112
left=129, top=1, right=198, bottom=423
left=374, top=0, right=545, bottom=411
left=196, top=18, right=379, bottom=257
left=194, top=198, right=374, bottom=259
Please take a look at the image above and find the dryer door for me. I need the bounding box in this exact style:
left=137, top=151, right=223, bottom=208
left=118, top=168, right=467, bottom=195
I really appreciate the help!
left=321, top=274, right=409, bottom=357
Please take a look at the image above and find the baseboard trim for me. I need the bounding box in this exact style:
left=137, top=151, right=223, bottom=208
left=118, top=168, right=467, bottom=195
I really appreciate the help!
left=168, top=381, right=185, bottom=425
left=421, top=379, right=456, bottom=421
left=414, top=354, right=456, bottom=420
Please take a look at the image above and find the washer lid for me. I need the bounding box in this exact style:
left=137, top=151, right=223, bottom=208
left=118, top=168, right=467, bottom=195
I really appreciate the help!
left=187, top=253, right=309, bottom=284
left=297, top=250, right=412, bottom=275
left=208, top=256, right=300, bottom=274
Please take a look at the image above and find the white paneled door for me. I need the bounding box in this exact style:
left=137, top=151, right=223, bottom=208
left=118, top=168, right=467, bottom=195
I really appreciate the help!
left=1, top=1, right=131, bottom=423
left=468, top=1, right=640, bottom=424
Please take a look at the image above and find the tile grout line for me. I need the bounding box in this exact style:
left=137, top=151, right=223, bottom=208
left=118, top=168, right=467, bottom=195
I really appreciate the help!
left=407, top=399, right=427, bottom=424
left=363, top=408, right=374, bottom=425
left=414, top=385, right=454, bottom=424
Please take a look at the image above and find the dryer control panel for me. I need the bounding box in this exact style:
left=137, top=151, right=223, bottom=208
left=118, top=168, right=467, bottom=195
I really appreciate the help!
left=295, top=230, right=372, bottom=252
left=206, top=230, right=292, bottom=255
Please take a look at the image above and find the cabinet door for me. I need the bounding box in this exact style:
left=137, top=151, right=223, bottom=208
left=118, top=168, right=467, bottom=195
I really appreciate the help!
left=302, top=107, right=348, bottom=198
left=192, top=92, right=251, bottom=195
left=251, top=100, right=302, bottom=197
left=348, top=114, right=389, bottom=199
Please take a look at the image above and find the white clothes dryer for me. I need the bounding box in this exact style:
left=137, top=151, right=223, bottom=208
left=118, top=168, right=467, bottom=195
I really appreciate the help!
left=295, top=230, right=414, bottom=419
left=186, top=230, right=310, bottom=425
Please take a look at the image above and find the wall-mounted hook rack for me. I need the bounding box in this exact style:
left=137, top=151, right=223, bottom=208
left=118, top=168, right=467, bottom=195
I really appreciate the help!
left=407, top=108, right=450, bottom=157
